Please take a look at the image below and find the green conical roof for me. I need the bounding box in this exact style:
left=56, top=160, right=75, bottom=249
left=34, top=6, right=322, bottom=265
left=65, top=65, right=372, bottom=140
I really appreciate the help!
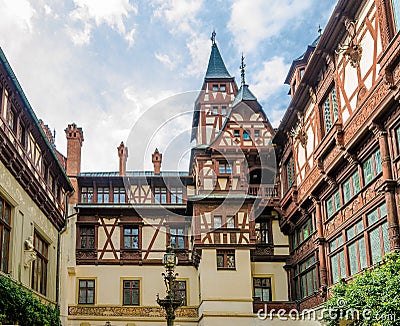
left=205, top=43, right=231, bottom=79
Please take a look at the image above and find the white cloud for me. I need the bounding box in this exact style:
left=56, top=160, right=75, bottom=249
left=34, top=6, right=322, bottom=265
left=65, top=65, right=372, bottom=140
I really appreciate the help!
left=152, top=0, right=203, bottom=36
left=155, top=53, right=176, bottom=70
left=251, top=56, right=290, bottom=101
left=228, top=0, right=312, bottom=52
left=124, top=28, right=136, bottom=47
left=183, top=35, right=210, bottom=77
left=68, top=0, right=138, bottom=46
left=0, top=0, right=36, bottom=33
left=66, top=23, right=92, bottom=46
left=151, top=0, right=208, bottom=76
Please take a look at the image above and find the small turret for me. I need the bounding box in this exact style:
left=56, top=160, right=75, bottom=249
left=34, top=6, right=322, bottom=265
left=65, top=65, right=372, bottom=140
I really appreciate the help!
left=152, top=148, right=162, bottom=175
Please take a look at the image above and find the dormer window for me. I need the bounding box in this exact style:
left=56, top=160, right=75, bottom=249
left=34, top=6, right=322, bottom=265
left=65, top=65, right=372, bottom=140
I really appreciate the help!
left=300, top=68, right=305, bottom=79
left=219, top=161, right=232, bottom=174
left=243, top=131, right=251, bottom=140
left=212, top=84, right=218, bottom=91
left=322, top=87, right=339, bottom=133
left=220, top=84, right=226, bottom=92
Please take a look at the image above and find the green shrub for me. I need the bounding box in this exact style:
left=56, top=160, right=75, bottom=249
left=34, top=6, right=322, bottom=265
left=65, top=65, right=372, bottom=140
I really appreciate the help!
left=324, top=252, right=400, bottom=326
left=0, top=274, right=60, bottom=326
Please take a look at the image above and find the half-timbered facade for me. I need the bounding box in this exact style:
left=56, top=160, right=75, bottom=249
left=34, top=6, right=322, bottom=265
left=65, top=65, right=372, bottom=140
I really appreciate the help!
left=61, top=0, right=400, bottom=320
left=0, top=47, right=73, bottom=306
left=275, top=0, right=400, bottom=312
left=60, top=36, right=291, bottom=325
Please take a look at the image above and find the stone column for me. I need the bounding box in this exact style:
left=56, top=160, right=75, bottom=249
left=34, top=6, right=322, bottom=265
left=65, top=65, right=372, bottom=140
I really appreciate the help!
left=374, top=125, right=400, bottom=250
left=312, top=197, right=328, bottom=290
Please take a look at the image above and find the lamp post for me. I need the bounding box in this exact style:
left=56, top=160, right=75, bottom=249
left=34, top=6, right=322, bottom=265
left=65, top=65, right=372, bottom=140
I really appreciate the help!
left=157, top=246, right=183, bottom=326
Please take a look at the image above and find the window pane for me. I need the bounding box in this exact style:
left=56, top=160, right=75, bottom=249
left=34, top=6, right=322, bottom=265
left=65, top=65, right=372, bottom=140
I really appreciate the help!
left=326, top=198, right=334, bottom=218
left=1, top=230, right=10, bottom=273
left=356, top=220, right=364, bottom=233
left=347, top=227, right=355, bottom=241
left=363, top=157, right=373, bottom=184
left=324, top=98, right=332, bottom=132
left=227, top=254, right=235, bottom=268
left=343, top=179, right=351, bottom=203
left=178, top=237, right=184, bottom=249
left=132, top=290, right=139, bottom=305
left=331, top=88, right=339, bottom=122
left=339, top=250, right=346, bottom=279
left=217, top=254, right=224, bottom=268
left=226, top=216, right=235, bottom=228
left=367, top=209, right=379, bottom=226
left=334, top=191, right=341, bottom=211
left=87, top=289, right=94, bottom=303
left=352, top=172, right=360, bottom=194
left=348, top=242, right=358, bottom=275
left=359, top=238, right=367, bottom=269
left=382, top=222, right=390, bottom=254
left=254, top=288, right=262, bottom=300
left=375, top=150, right=382, bottom=174
left=369, top=227, right=382, bottom=264
left=243, top=131, right=250, bottom=140
left=214, top=216, right=222, bottom=228
left=331, top=254, right=339, bottom=284
left=79, top=289, right=86, bottom=303
left=123, top=289, right=131, bottom=305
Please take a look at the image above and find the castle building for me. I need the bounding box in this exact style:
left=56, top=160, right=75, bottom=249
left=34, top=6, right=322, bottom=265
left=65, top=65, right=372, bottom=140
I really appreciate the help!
left=274, top=0, right=400, bottom=311
left=0, top=0, right=399, bottom=325
left=0, top=48, right=73, bottom=305
left=60, top=33, right=289, bottom=326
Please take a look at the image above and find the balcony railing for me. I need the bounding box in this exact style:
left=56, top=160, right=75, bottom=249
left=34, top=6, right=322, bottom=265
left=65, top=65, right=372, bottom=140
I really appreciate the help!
left=247, top=185, right=278, bottom=198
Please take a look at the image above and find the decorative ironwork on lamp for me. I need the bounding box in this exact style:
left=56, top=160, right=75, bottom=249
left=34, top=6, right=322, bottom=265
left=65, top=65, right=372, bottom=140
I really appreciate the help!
left=157, top=246, right=183, bottom=326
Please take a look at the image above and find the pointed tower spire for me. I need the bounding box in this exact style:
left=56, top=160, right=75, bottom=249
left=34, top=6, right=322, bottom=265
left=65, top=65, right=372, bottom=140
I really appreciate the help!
left=211, top=30, right=216, bottom=45
left=240, top=53, right=246, bottom=86
left=205, top=31, right=232, bottom=79
left=232, top=54, right=258, bottom=107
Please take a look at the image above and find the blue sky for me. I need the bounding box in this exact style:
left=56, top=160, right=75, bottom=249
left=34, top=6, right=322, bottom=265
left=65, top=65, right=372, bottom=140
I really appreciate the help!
left=0, top=0, right=335, bottom=172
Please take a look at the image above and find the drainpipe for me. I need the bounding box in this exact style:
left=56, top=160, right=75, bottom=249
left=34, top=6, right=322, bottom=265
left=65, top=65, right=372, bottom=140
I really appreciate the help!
left=56, top=191, right=76, bottom=307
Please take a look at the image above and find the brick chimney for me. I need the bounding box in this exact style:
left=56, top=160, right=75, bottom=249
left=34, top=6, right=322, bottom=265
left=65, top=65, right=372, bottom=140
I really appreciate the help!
left=65, top=123, right=84, bottom=176
left=117, top=141, right=128, bottom=176
left=65, top=123, right=83, bottom=204
left=152, top=148, right=162, bottom=175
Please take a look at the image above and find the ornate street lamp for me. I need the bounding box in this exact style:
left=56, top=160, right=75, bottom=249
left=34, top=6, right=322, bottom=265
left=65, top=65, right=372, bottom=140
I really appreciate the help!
left=157, top=246, right=183, bottom=326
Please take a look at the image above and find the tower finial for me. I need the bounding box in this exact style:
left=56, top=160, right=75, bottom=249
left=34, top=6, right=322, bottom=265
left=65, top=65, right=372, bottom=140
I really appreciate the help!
left=318, top=25, right=322, bottom=36
left=211, top=30, right=216, bottom=45
left=240, top=53, right=246, bottom=86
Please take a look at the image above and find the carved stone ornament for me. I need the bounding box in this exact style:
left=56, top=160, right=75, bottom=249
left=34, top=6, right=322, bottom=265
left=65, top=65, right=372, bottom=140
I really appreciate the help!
left=24, top=251, right=37, bottom=268
left=336, top=18, right=362, bottom=68
left=289, top=112, right=308, bottom=148
left=309, top=86, right=317, bottom=104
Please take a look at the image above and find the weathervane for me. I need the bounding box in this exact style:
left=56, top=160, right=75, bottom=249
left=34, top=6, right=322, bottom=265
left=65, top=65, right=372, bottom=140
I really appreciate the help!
left=211, top=30, right=216, bottom=45
left=240, top=53, right=246, bottom=86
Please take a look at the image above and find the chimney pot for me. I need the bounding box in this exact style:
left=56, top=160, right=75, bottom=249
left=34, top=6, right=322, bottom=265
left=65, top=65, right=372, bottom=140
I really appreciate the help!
left=118, top=141, right=128, bottom=176
left=152, top=148, right=162, bottom=175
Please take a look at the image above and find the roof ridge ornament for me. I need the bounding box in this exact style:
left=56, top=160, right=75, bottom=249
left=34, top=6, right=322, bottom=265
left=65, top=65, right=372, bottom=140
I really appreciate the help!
left=211, top=30, right=216, bottom=45
left=240, top=53, right=246, bottom=86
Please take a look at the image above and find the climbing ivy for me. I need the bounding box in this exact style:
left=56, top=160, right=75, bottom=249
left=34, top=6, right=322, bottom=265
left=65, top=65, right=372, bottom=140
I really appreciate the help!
left=324, top=252, right=400, bottom=326
left=0, top=274, right=60, bottom=326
